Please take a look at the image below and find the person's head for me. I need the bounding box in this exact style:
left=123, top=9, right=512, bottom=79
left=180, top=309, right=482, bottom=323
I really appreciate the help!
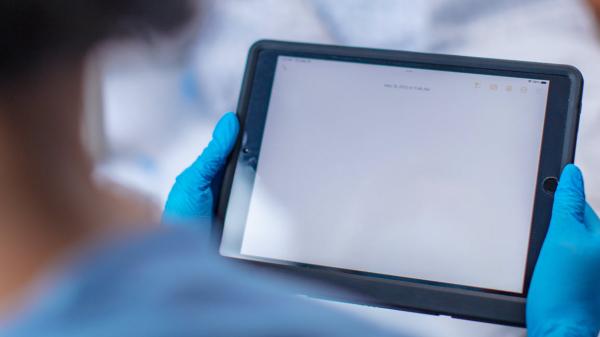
left=0, top=0, right=197, bottom=307
left=0, top=0, right=196, bottom=215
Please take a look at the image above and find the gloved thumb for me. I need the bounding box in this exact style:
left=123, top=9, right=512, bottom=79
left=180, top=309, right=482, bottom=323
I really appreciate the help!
left=179, top=112, right=240, bottom=191
left=552, top=164, right=586, bottom=225
left=163, top=113, right=239, bottom=223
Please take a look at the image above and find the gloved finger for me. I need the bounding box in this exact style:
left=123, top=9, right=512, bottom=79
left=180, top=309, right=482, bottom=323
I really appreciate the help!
left=584, top=203, right=600, bottom=233
left=178, top=112, right=240, bottom=191
left=551, top=164, right=586, bottom=228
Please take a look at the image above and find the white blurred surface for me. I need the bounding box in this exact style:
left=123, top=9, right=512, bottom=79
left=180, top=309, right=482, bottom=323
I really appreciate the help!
left=99, top=1, right=600, bottom=336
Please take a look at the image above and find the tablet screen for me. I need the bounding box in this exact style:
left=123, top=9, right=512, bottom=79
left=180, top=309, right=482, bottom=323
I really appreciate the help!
left=222, top=56, right=550, bottom=294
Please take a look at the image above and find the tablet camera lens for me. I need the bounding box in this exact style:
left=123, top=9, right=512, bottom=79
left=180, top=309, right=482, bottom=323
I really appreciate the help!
left=542, top=177, right=558, bottom=194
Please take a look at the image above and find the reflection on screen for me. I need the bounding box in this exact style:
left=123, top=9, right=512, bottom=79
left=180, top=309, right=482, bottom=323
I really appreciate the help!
left=222, top=56, right=550, bottom=293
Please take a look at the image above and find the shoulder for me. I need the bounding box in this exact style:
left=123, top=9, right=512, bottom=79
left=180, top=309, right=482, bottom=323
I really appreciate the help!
left=3, top=229, right=400, bottom=337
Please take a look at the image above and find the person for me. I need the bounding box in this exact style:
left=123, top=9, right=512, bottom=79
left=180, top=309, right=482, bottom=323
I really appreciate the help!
left=0, top=1, right=599, bottom=337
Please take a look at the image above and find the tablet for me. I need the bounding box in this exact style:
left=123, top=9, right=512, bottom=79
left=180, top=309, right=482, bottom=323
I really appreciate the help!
left=215, top=40, right=583, bottom=326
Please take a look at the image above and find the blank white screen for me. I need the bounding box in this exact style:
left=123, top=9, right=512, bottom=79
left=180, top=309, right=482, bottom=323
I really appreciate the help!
left=229, top=56, right=549, bottom=293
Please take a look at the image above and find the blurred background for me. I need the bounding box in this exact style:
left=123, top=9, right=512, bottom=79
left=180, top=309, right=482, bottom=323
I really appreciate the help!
left=87, top=0, right=600, bottom=336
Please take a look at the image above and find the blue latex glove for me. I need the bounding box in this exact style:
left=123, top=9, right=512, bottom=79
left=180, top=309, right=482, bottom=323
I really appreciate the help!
left=527, top=164, right=600, bottom=337
left=163, top=112, right=239, bottom=226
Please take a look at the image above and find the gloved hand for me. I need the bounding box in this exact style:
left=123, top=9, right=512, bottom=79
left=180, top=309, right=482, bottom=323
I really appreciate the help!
left=163, top=112, right=239, bottom=227
left=527, top=164, right=600, bottom=337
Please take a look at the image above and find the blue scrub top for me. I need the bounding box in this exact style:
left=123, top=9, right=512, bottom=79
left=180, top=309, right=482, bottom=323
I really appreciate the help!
left=0, top=229, right=403, bottom=337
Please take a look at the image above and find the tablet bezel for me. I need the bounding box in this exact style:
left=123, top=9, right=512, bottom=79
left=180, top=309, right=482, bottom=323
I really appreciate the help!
left=214, top=40, right=583, bottom=326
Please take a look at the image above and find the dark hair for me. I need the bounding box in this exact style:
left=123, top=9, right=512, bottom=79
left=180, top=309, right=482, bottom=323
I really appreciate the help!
left=0, top=0, right=195, bottom=82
